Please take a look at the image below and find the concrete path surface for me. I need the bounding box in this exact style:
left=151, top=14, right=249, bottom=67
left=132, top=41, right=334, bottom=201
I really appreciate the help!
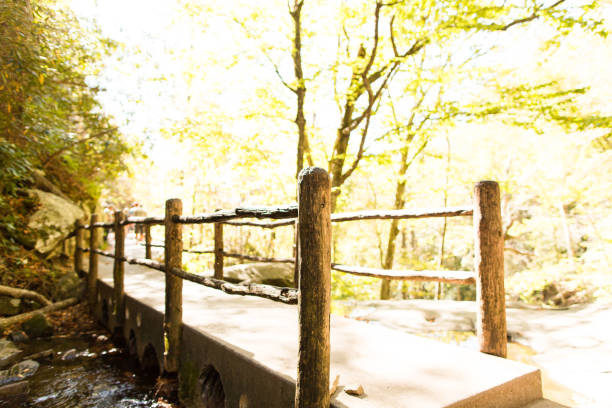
left=335, top=299, right=612, bottom=407
left=93, top=234, right=554, bottom=407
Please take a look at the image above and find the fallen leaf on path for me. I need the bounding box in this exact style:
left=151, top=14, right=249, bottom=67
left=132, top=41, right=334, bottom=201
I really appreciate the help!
left=345, top=384, right=365, bottom=396
left=329, top=374, right=340, bottom=396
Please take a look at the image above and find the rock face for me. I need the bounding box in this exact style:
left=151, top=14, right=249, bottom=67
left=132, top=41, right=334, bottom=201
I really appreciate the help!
left=21, top=312, right=53, bottom=338
left=27, top=189, right=84, bottom=255
left=223, top=262, right=294, bottom=287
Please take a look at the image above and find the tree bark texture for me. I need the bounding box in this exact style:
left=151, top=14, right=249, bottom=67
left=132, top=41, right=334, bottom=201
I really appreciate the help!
left=290, top=0, right=309, bottom=180
left=474, top=181, right=507, bottom=358
left=145, top=224, right=152, bottom=259
left=164, top=198, right=183, bottom=374
left=74, top=221, right=84, bottom=278
left=87, top=214, right=99, bottom=302
left=332, top=264, right=475, bottom=284
left=0, top=297, right=79, bottom=330
left=113, top=211, right=125, bottom=324
left=0, top=284, right=51, bottom=306
left=214, top=223, right=224, bottom=280
left=295, top=167, right=331, bottom=408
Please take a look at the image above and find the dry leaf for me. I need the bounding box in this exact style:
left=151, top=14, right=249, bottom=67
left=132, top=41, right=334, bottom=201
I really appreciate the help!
left=345, top=384, right=365, bottom=396
left=329, top=374, right=340, bottom=396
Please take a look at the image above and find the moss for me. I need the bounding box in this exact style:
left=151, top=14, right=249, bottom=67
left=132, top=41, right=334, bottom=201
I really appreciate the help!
left=179, top=354, right=200, bottom=405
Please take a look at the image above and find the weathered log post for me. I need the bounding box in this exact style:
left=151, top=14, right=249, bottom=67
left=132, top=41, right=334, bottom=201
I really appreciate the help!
left=295, top=167, right=331, bottom=408
left=87, top=214, right=99, bottom=302
left=74, top=220, right=83, bottom=277
left=214, top=222, right=223, bottom=280
left=164, top=199, right=183, bottom=373
left=145, top=224, right=152, bottom=260
left=113, top=211, right=126, bottom=324
left=293, top=220, right=299, bottom=288
left=474, top=181, right=507, bottom=358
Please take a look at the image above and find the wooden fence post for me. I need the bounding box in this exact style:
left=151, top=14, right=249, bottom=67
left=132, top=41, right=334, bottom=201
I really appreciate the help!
left=293, top=220, right=299, bottom=288
left=164, top=198, right=183, bottom=373
left=74, top=220, right=83, bottom=277
left=113, top=211, right=125, bottom=324
left=474, top=181, right=507, bottom=358
left=145, top=224, right=152, bottom=260
left=214, top=222, right=223, bottom=280
left=88, top=214, right=99, bottom=302
left=295, top=167, right=331, bottom=408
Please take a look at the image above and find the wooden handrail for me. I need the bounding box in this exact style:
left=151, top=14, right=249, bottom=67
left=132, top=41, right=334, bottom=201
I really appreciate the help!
left=331, top=264, right=475, bottom=284
left=176, top=205, right=298, bottom=224
left=223, top=252, right=295, bottom=264
left=82, top=205, right=473, bottom=230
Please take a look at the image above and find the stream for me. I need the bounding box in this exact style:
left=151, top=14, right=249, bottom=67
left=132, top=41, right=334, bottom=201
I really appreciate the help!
left=0, top=334, right=165, bottom=408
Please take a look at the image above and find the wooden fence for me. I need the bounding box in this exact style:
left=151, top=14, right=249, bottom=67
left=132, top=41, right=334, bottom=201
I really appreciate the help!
left=73, top=167, right=506, bottom=408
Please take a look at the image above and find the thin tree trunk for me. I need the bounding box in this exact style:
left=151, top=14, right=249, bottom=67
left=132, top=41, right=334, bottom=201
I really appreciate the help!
left=436, top=135, right=451, bottom=300
left=290, top=1, right=309, bottom=181
left=558, top=202, right=575, bottom=261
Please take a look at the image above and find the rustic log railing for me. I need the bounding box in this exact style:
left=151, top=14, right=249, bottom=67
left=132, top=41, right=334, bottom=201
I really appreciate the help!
left=73, top=167, right=506, bottom=407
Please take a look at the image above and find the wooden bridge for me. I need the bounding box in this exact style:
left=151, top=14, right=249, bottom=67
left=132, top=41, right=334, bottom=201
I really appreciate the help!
left=72, top=167, right=550, bottom=407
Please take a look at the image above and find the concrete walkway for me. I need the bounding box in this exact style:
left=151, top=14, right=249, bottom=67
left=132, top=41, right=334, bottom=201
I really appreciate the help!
left=334, top=299, right=612, bottom=408
left=97, top=235, right=555, bottom=407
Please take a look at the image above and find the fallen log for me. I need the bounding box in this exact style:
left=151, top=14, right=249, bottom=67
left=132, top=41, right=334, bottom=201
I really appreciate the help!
left=0, top=298, right=79, bottom=330
left=0, top=285, right=51, bottom=306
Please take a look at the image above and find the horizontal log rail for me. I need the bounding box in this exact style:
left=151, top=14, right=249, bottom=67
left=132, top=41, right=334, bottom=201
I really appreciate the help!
left=167, top=267, right=298, bottom=304
left=122, top=216, right=165, bottom=225
left=223, top=219, right=295, bottom=228
left=90, top=249, right=297, bottom=303
left=81, top=205, right=473, bottom=230
left=223, top=252, right=295, bottom=264
left=176, top=205, right=298, bottom=224
left=139, top=242, right=215, bottom=255
left=331, top=206, right=473, bottom=222
left=331, top=264, right=476, bottom=284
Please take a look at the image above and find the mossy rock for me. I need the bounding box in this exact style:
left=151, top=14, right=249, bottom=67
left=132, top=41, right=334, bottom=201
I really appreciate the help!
left=21, top=312, right=53, bottom=338
left=0, top=297, right=22, bottom=317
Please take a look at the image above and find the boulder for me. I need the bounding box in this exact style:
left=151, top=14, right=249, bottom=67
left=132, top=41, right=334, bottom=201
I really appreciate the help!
left=52, top=270, right=83, bottom=300
left=0, top=360, right=39, bottom=386
left=21, top=312, right=53, bottom=338
left=0, top=380, right=29, bottom=398
left=222, top=262, right=294, bottom=287
left=0, top=340, right=21, bottom=368
left=7, top=331, right=28, bottom=343
left=26, top=189, right=84, bottom=255
left=0, top=297, right=22, bottom=317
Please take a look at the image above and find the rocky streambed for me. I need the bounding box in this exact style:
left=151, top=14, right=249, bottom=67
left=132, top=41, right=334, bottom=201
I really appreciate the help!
left=0, top=300, right=175, bottom=408
left=0, top=332, right=169, bottom=407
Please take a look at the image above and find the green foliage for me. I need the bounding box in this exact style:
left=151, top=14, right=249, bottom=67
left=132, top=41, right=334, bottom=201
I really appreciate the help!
left=0, top=0, right=132, bottom=204
left=0, top=140, right=33, bottom=195
left=506, top=261, right=594, bottom=306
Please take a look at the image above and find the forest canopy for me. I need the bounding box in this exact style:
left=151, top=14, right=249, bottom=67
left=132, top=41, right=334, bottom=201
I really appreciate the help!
left=2, top=0, right=611, bottom=304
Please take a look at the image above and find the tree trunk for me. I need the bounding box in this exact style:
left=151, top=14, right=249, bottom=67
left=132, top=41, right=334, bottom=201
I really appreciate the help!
left=558, top=202, right=575, bottom=261
left=290, top=1, right=311, bottom=181
left=379, top=130, right=415, bottom=299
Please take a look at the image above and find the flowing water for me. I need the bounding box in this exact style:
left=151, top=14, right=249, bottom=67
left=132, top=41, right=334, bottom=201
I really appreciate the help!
left=0, top=334, right=164, bottom=408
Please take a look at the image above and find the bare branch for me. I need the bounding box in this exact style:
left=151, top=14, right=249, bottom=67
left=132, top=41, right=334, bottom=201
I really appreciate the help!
left=231, top=17, right=297, bottom=94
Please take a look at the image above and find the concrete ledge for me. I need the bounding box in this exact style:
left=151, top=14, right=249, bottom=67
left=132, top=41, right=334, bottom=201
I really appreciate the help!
left=93, top=257, right=543, bottom=407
